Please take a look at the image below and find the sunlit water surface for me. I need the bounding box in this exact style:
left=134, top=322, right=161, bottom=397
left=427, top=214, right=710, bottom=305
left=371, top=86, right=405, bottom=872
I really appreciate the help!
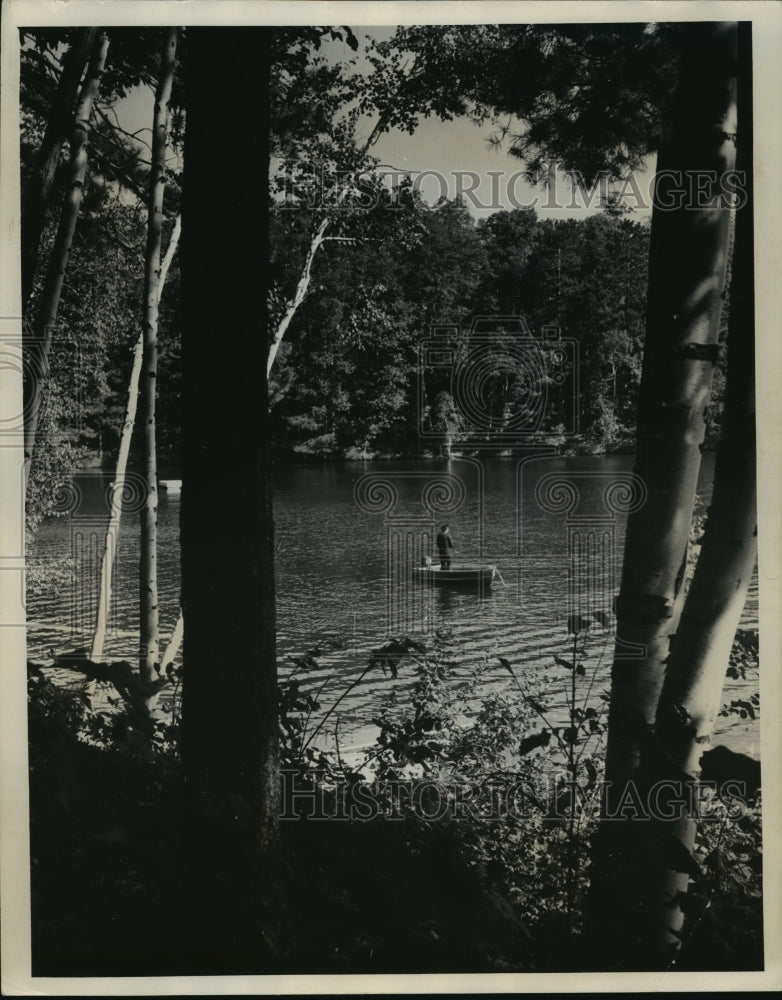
left=28, top=454, right=759, bottom=758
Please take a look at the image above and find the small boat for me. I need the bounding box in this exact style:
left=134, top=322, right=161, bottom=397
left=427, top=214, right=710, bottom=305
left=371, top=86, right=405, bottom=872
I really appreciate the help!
left=159, top=479, right=182, bottom=493
left=414, top=562, right=497, bottom=587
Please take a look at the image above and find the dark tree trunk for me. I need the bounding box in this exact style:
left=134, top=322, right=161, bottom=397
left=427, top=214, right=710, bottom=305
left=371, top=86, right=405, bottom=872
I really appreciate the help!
left=180, top=27, right=279, bottom=971
left=138, top=26, right=178, bottom=681
left=23, top=30, right=109, bottom=486
left=21, top=27, right=97, bottom=307
left=586, top=21, right=739, bottom=969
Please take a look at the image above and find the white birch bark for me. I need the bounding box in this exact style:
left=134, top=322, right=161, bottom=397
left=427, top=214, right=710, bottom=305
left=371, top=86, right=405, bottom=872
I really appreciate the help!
left=139, top=27, right=178, bottom=680
left=89, top=214, right=180, bottom=662
left=267, top=111, right=392, bottom=373
left=586, top=21, right=739, bottom=968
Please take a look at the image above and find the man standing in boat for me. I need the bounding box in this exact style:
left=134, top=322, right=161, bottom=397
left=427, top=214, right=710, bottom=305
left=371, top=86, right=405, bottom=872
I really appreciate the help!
left=436, top=524, right=454, bottom=570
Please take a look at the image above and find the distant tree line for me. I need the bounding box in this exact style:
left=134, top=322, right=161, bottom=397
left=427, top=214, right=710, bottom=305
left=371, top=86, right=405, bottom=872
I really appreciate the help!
left=270, top=202, right=661, bottom=457
left=20, top=172, right=725, bottom=471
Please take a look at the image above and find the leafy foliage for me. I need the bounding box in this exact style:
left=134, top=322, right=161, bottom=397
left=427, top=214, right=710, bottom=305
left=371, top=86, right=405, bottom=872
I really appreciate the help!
left=275, top=615, right=761, bottom=963
left=29, top=613, right=762, bottom=972
left=21, top=28, right=183, bottom=535
left=270, top=204, right=657, bottom=457
left=368, top=24, right=680, bottom=181
left=20, top=25, right=725, bottom=483
left=678, top=790, right=763, bottom=970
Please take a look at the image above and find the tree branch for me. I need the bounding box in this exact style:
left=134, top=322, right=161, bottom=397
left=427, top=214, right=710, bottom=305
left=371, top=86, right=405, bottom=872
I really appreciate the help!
left=268, top=215, right=329, bottom=375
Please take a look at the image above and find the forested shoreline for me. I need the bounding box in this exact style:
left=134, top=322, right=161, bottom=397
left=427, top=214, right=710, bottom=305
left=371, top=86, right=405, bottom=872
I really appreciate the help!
left=26, top=185, right=730, bottom=472
left=21, top=26, right=730, bottom=535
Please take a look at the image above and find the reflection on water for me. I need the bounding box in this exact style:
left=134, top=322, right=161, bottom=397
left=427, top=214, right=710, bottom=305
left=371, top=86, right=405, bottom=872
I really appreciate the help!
left=27, top=454, right=759, bottom=756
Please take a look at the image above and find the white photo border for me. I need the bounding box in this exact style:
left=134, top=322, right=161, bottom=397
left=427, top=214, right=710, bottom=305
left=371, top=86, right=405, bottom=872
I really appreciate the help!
left=2, top=1, right=780, bottom=994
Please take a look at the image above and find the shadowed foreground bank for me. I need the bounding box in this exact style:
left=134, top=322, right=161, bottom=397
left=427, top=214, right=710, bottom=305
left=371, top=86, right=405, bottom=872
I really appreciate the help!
left=29, top=656, right=762, bottom=977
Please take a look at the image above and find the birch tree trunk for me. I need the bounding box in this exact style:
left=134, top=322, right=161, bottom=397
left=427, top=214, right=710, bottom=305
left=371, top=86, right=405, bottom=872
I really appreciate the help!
left=267, top=216, right=328, bottom=375
left=90, top=333, right=143, bottom=663
left=586, top=21, right=739, bottom=968
left=21, top=27, right=97, bottom=308
left=652, top=21, right=756, bottom=960
left=23, top=30, right=109, bottom=486
left=138, top=27, right=178, bottom=682
left=266, top=112, right=390, bottom=374
left=90, top=214, right=180, bottom=663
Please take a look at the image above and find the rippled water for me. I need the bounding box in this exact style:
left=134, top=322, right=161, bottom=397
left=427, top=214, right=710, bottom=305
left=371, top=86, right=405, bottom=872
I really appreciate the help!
left=27, top=454, right=759, bottom=757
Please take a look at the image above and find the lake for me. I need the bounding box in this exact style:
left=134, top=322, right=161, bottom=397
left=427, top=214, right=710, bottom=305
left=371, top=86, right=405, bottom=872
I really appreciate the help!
left=27, top=454, right=759, bottom=758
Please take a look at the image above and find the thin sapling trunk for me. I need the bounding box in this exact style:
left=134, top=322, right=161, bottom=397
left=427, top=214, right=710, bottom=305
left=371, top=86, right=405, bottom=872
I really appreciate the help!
left=138, top=28, right=178, bottom=681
